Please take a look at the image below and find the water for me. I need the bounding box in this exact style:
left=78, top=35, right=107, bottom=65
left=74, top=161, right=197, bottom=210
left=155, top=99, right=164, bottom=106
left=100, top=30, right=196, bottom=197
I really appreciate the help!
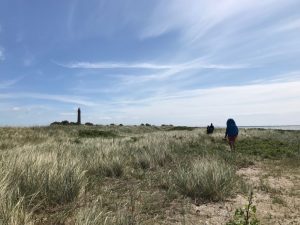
left=239, top=125, right=300, bottom=131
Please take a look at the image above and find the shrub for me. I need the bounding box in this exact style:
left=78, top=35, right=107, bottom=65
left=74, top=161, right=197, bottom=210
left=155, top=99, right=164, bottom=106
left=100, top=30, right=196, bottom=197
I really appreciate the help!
left=61, top=120, right=69, bottom=125
left=168, top=126, right=195, bottom=131
left=78, top=130, right=118, bottom=138
left=226, top=191, right=259, bottom=225
left=174, top=157, right=238, bottom=201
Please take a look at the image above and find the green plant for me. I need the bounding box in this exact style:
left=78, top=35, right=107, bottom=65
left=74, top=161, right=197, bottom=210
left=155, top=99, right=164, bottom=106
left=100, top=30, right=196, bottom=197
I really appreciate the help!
left=226, top=191, right=259, bottom=225
left=0, top=196, right=34, bottom=225
left=167, top=126, right=195, bottom=131
left=86, top=156, right=124, bottom=178
left=78, top=129, right=118, bottom=138
left=174, top=158, right=238, bottom=201
left=5, top=160, right=85, bottom=207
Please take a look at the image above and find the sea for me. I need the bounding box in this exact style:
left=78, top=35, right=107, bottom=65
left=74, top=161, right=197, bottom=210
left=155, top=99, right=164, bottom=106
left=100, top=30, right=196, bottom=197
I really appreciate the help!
left=239, top=125, right=300, bottom=131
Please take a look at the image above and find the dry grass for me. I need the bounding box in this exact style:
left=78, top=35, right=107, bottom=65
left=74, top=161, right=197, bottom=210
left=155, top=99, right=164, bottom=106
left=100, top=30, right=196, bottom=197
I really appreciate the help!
left=0, top=126, right=299, bottom=224
left=174, top=157, right=238, bottom=201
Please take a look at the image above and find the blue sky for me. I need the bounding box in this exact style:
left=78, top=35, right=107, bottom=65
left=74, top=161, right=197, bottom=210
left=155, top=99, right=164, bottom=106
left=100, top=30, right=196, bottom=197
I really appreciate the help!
left=1, top=0, right=300, bottom=126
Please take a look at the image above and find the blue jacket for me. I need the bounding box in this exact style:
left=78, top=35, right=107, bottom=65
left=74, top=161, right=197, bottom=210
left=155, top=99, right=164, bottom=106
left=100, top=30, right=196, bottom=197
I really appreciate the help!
left=225, top=119, right=239, bottom=137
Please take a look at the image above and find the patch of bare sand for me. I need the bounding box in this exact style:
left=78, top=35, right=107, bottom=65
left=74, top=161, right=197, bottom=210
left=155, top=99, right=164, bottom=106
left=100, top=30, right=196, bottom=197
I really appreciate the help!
left=267, top=176, right=294, bottom=191
left=180, top=162, right=300, bottom=225
left=237, top=165, right=263, bottom=187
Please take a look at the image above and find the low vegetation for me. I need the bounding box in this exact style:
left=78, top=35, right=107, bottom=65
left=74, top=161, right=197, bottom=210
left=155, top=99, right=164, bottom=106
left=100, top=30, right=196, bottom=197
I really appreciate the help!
left=0, top=126, right=299, bottom=224
left=174, top=157, right=238, bottom=201
left=226, top=191, right=259, bottom=225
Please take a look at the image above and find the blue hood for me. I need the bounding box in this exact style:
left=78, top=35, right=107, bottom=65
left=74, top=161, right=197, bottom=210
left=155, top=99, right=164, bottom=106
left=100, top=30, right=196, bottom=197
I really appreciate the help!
left=226, top=118, right=238, bottom=136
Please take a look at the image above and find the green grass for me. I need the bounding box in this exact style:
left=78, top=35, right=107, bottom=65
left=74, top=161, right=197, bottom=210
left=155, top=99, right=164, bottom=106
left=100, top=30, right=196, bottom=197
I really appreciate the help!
left=0, top=126, right=298, bottom=224
left=174, top=157, right=238, bottom=201
left=78, top=129, right=118, bottom=138
left=237, top=129, right=300, bottom=159
left=167, top=126, right=196, bottom=131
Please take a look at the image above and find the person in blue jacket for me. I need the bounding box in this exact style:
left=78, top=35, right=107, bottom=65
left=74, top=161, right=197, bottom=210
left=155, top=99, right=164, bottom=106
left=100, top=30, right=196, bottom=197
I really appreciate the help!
left=224, top=118, right=239, bottom=151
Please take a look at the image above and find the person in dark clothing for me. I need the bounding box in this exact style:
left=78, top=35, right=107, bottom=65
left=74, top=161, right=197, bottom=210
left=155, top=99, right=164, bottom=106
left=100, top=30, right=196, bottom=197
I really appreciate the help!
left=224, top=119, right=238, bottom=151
left=210, top=123, right=214, bottom=132
left=207, top=123, right=214, bottom=134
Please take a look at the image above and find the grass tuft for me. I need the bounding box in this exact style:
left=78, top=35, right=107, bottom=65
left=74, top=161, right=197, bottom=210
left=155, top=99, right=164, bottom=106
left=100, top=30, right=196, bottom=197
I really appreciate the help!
left=174, top=157, right=238, bottom=201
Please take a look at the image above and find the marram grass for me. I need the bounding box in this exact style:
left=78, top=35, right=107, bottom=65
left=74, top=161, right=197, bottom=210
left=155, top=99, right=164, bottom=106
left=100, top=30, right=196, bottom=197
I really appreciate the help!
left=0, top=126, right=299, bottom=224
left=174, top=157, right=238, bottom=201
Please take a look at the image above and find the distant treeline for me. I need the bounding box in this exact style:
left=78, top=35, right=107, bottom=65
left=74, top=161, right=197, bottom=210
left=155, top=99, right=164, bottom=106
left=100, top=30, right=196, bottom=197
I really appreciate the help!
left=50, top=121, right=94, bottom=126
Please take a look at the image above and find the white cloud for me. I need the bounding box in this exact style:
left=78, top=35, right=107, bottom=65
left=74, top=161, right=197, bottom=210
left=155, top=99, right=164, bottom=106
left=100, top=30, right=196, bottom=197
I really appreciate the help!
left=0, top=23, right=4, bottom=61
left=140, top=0, right=297, bottom=42
left=60, top=112, right=76, bottom=116
left=12, top=107, right=21, bottom=111
left=59, top=59, right=249, bottom=84
left=2, top=78, right=300, bottom=126
left=120, top=60, right=248, bottom=84
left=59, top=58, right=248, bottom=70
left=0, top=78, right=22, bottom=89
left=23, top=57, right=35, bottom=67
left=105, top=80, right=300, bottom=126
left=141, top=0, right=246, bottom=39
left=0, top=93, right=96, bottom=106
left=274, top=18, right=300, bottom=32
left=0, top=47, right=4, bottom=61
left=61, top=61, right=175, bottom=69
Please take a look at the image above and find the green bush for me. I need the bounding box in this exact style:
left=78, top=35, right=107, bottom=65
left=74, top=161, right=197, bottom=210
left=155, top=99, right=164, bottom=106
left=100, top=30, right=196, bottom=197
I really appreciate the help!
left=174, top=157, right=238, bottom=201
left=167, top=126, right=195, bottom=131
left=78, top=130, right=118, bottom=138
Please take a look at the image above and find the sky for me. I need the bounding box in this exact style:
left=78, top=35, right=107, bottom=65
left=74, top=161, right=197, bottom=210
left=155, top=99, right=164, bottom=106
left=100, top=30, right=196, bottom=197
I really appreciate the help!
left=0, top=0, right=300, bottom=126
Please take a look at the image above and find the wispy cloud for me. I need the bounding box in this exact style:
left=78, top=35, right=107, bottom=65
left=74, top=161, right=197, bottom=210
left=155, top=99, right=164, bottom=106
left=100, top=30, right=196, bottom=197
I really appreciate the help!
left=140, top=0, right=298, bottom=43
left=107, top=80, right=300, bottom=126
left=59, top=61, right=175, bottom=69
left=0, top=77, right=23, bottom=89
left=6, top=105, right=51, bottom=112
left=0, top=47, right=5, bottom=61
left=23, top=55, right=35, bottom=67
left=274, top=17, right=300, bottom=32
left=119, top=59, right=249, bottom=83
left=140, top=0, right=256, bottom=39
left=60, top=112, right=76, bottom=116
left=58, top=58, right=249, bottom=70
left=0, top=24, right=4, bottom=61
left=0, top=93, right=96, bottom=106
left=58, top=58, right=249, bottom=84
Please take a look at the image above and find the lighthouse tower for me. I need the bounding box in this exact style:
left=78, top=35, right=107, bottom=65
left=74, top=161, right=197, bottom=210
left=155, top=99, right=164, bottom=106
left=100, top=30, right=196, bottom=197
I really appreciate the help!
left=77, top=108, right=81, bottom=125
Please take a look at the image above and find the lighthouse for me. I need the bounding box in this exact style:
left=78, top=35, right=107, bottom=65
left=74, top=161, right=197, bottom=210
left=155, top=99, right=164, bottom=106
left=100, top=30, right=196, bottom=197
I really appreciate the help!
left=77, top=108, right=81, bottom=125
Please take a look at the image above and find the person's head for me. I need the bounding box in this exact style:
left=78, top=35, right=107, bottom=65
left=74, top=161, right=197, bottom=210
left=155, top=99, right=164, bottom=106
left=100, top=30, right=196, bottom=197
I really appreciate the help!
left=226, top=118, right=236, bottom=126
